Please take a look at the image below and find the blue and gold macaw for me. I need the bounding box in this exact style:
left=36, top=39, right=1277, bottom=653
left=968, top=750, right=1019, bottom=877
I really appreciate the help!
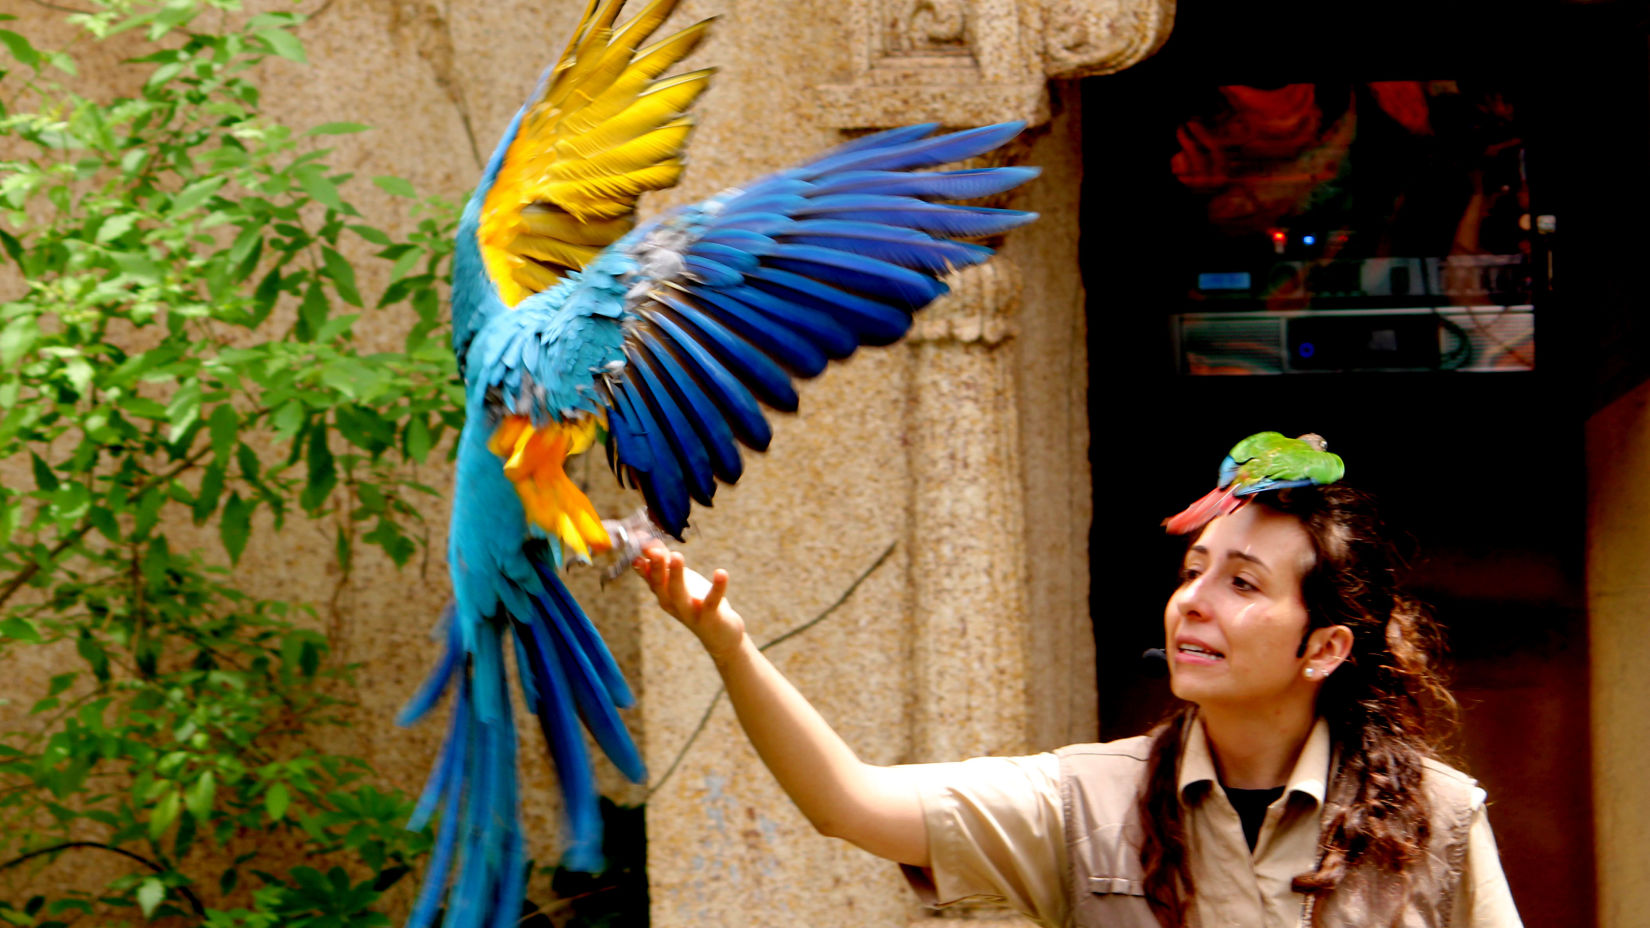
left=396, top=0, right=1038, bottom=923
left=1162, top=431, right=1345, bottom=535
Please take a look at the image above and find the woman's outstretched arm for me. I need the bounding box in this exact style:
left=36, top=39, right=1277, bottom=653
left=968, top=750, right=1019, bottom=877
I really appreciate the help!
left=637, top=543, right=930, bottom=867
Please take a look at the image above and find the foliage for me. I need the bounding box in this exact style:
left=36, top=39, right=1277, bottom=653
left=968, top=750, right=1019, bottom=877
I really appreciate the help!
left=0, top=0, right=460, bottom=921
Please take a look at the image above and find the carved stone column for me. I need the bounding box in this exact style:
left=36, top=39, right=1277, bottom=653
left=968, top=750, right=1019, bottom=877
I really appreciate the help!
left=906, top=260, right=1033, bottom=765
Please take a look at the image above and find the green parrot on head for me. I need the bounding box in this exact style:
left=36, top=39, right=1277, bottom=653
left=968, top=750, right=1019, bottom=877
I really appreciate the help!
left=1163, top=431, right=1345, bottom=535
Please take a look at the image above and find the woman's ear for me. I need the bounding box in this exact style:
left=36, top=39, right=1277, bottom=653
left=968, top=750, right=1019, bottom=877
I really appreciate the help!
left=1307, top=624, right=1354, bottom=677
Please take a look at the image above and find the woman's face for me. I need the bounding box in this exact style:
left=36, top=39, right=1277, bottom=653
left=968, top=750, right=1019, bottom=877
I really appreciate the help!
left=1163, top=503, right=1317, bottom=713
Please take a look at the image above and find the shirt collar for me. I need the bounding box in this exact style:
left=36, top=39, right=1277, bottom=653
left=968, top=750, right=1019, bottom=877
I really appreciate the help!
left=1178, top=715, right=1332, bottom=807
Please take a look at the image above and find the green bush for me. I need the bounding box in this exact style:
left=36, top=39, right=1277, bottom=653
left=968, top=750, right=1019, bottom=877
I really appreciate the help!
left=0, top=0, right=459, bottom=921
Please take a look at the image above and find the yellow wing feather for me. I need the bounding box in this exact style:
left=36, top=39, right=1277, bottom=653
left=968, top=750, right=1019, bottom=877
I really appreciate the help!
left=479, top=0, right=712, bottom=308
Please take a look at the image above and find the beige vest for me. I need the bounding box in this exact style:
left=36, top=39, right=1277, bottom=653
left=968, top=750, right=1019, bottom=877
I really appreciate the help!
left=1056, top=740, right=1479, bottom=928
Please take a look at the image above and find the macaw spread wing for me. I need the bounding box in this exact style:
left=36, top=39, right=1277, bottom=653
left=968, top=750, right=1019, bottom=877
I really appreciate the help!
left=478, top=123, right=1038, bottom=563
left=591, top=123, right=1038, bottom=538
left=479, top=0, right=711, bottom=308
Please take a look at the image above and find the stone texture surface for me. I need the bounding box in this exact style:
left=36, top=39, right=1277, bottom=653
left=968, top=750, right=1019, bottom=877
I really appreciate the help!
left=0, top=0, right=1136, bottom=921
left=1586, top=380, right=1650, bottom=928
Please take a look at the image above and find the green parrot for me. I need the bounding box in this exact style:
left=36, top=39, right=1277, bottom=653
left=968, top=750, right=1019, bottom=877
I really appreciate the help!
left=1163, top=431, right=1345, bottom=534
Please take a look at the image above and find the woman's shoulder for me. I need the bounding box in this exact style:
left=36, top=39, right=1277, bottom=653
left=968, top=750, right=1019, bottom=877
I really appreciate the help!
left=1054, top=736, right=1157, bottom=788
left=1418, top=756, right=1488, bottom=815
left=1056, top=735, right=1155, bottom=764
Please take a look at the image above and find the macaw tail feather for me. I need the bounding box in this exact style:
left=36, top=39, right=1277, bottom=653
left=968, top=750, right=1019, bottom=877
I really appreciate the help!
left=1162, top=485, right=1245, bottom=536
left=403, top=627, right=527, bottom=928
left=400, top=567, right=644, bottom=927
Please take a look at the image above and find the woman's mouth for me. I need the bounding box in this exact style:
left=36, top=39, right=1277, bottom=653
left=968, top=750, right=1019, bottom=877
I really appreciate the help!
left=1176, top=643, right=1225, bottom=664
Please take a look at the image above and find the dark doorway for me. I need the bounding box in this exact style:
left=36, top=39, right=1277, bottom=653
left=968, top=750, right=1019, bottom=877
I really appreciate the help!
left=1078, top=1, right=1650, bottom=924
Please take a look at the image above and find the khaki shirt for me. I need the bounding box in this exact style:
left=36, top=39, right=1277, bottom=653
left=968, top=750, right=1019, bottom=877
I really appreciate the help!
left=902, top=719, right=1522, bottom=928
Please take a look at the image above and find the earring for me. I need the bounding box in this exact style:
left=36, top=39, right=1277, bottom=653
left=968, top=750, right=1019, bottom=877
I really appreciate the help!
left=1304, top=667, right=1316, bottom=679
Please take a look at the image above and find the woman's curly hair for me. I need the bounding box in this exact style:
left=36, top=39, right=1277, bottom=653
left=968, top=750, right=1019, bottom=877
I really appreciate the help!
left=1138, top=485, right=1458, bottom=927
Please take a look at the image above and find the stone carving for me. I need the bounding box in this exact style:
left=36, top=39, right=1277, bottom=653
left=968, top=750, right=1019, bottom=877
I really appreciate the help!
left=813, top=0, right=1173, bottom=127
left=1041, top=0, right=1176, bottom=80
left=909, top=259, right=1022, bottom=347
left=895, top=0, right=971, bottom=54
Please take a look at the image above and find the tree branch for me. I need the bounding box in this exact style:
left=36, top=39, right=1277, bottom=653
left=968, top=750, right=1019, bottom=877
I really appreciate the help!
left=0, top=420, right=247, bottom=610
left=0, top=841, right=206, bottom=917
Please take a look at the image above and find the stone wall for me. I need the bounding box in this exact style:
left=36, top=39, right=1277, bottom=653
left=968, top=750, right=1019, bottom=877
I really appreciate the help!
left=0, top=0, right=1176, bottom=922
left=1587, top=380, right=1650, bottom=928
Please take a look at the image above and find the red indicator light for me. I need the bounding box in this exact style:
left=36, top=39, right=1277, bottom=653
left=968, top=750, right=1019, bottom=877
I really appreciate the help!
left=1270, top=229, right=1287, bottom=243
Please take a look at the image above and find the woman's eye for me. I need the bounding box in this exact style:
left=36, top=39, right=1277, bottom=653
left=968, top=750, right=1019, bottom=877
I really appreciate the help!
left=1178, top=567, right=1202, bottom=583
left=1232, top=576, right=1258, bottom=592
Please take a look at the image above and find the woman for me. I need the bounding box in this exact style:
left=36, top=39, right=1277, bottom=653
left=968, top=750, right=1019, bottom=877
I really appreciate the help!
left=636, top=482, right=1522, bottom=927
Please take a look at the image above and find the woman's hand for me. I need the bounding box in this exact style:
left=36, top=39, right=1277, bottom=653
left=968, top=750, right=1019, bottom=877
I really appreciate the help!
left=635, top=542, right=747, bottom=661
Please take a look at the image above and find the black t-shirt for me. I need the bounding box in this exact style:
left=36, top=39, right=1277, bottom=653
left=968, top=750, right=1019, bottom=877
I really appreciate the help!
left=1222, top=784, right=1286, bottom=852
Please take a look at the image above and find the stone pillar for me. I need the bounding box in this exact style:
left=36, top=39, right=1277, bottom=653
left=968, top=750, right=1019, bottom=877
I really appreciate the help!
left=906, top=260, right=1033, bottom=765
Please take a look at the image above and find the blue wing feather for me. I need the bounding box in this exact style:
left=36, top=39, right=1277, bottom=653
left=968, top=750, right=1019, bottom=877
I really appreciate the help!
left=765, top=243, right=945, bottom=306
left=624, top=345, right=717, bottom=505
left=797, top=122, right=1023, bottom=177
left=812, top=166, right=1041, bottom=200
left=652, top=291, right=800, bottom=411
left=611, top=374, right=693, bottom=533
left=720, top=285, right=858, bottom=359
left=645, top=313, right=772, bottom=450
left=683, top=254, right=744, bottom=287
left=631, top=330, right=744, bottom=483
left=691, top=285, right=830, bottom=376
left=741, top=266, right=914, bottom=345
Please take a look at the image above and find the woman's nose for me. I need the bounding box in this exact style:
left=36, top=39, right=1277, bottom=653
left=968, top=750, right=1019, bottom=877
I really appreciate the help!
left=1176, top=576, right=1212, bottom=620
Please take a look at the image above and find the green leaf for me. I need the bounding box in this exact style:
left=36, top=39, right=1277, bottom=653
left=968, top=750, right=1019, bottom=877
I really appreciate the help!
left=272, top=401, right=305, bottom=437
left=296, top=166, right=345, bottom=212
left=349, top=224, right=392, bottom=246
left=30, top=452, right=57, bottom=492
left=0, top=317, right=37, bottom=368
left=148, top=789, right=180, bottom=841
left=220, top=492, right=252, bottom=563
left=140, top=535, right=170, bottom=590
left=137, top=877, right=165, bottom=918
left=306, top=121, right=370, bottom=136
left=166, top=381, right=201, bottom=443
left=47, top=672, right=75, bottom=696
left=96, top=213, right=137, bottom=243
left=335, top=404, right=394, bottom=454
left=0, top=228, right=22, bottom=266
left=300, top=425, right=336, bottom=512
left=373, top=175, right=417, bottom=198
left=76, top=632, right=108, bottom=681
left=192, top=463, right=224, bottom=524
left=0, top=29, right=40, bottom=68
left=266, top=782, right=290, bottom=821
left=296, top=282, right=329, bottom=342
left=321, top=247, right=362, bottom=307
left=403, top=415, right=432, bottom=463
left=169, top=176, right=227, bottom=216
left=365, top=518, right=415, bottom=567
left=258, top=28, right=306, bottom=63
left=0, top=617, right=42, bottom=644
left=335, top=525, right=351, bottom=573
left=186, top=770, right=216, bottom=819
left=208, top=404, right=239, bottom=461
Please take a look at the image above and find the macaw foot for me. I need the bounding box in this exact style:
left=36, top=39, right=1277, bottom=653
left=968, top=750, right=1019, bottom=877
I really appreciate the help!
left=490, top=414, right=612, bottom=561
left=598, top=509, right=663, bottom=582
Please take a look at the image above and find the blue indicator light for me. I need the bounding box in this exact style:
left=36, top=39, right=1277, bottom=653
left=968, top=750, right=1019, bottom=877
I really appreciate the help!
left=1298, top=342, right=1316, bottom=359
left=1302, top=235, right=1317, bottom=246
